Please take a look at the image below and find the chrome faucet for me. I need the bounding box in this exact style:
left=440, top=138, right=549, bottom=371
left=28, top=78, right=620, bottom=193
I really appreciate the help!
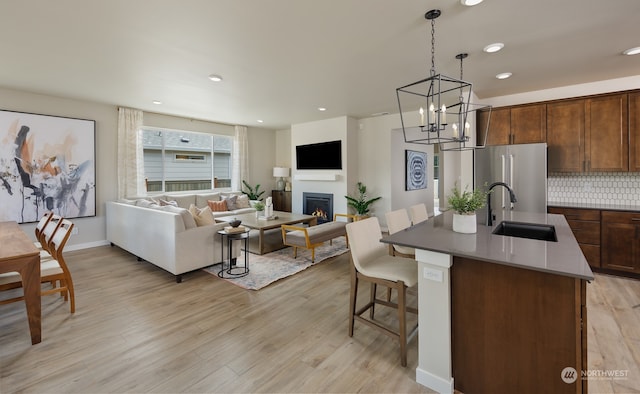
left=487, top=182, right=518, bottom=226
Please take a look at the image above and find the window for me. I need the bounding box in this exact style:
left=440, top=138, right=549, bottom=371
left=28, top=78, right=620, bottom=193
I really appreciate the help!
left=141, top=128, right=232, bottom=192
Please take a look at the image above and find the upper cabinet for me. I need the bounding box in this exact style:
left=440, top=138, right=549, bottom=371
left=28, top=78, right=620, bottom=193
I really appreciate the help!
left=547, top=93, right=629, bottom=173
left=630, top=91, right=640, bottom=172
left=477, top=104, right=545, bottom=146
left=510, top=104, right=547, bottom=144
left=547, top=99, right=586, bottom=173
left=585, top=93, right=628, bottom=172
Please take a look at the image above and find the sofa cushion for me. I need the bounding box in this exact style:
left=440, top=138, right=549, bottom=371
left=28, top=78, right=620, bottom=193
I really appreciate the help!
left=223, top=195, right=238, bottom=210
left=236, top=194, right=250, bottom=209
left=161, top=205, right=197, bottom=229
left=208, top=200, right=228, bottom=212
left=195, top=192, right=221, bottom=208
left=189, top=204, right=215, bottom=226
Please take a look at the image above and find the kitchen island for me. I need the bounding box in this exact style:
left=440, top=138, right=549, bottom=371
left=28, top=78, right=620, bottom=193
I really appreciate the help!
left=382, top=210, right=594, bottom=394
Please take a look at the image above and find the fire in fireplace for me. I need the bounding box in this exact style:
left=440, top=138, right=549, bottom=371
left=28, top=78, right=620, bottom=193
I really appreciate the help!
left=303, top=192, right=333, bottom=224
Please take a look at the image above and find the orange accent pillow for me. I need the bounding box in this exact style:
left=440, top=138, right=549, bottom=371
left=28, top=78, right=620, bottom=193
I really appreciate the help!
left=208, top=200, right=228, bottom=212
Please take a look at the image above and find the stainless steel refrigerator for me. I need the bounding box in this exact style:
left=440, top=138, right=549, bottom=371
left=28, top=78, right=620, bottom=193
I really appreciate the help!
left=474, top=143, right=547, bottom=225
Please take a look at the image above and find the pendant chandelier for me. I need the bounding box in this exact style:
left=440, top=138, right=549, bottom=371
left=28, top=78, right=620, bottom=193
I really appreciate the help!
left=396, top=9, right=491, bottom=151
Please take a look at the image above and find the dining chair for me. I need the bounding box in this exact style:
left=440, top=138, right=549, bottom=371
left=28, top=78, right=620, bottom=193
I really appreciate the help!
left=409, top=203, right=429, bottom=225
left=0, top=219, right=76, bottom=313
left=38, top=214, right=63, bottom=262
left=33, top=211, right=53, bottom=249
left=385, top=209, right=415, bottom=258
left=346, top=217, right=418, bottom=367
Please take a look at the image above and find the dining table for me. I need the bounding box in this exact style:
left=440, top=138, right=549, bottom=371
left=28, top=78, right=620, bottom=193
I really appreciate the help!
left=0, top=221, right=41, bottom=345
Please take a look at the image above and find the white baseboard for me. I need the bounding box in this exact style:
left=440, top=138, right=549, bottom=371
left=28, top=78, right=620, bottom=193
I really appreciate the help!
left=415, top=367, right=454, bottom=394
left=66, top=240, right=110, bottom=252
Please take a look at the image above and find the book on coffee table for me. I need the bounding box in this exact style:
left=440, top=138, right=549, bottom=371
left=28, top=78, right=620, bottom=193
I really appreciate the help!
left=224, top=225, right=247, bottom=234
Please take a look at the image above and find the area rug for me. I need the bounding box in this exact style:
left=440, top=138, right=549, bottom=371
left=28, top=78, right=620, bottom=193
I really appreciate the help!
left=203, top=238, right=349, bottom=290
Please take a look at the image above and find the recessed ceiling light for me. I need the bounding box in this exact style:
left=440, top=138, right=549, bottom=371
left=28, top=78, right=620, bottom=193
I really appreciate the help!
left=318, top=107, right=327, bottom=111
left=623, top=47, right=640, bottom=56
left=208, top=74, right=223, bottom=82
left=483, top=43, right=504, bottom=53
left=460, top=0, right=484, bottom=5
left=152, top=100, right=162, bottom=105
left=257, top=119, right=264, bottom=123
left=496, top=72, right=512, bottom=80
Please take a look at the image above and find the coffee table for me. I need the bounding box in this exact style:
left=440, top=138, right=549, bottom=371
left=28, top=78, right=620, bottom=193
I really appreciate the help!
left=216, top=211, right=317, bottom=255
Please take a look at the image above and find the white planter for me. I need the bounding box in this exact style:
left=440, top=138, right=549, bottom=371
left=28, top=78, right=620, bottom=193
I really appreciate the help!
left=452, top=213, right=477, bottom=234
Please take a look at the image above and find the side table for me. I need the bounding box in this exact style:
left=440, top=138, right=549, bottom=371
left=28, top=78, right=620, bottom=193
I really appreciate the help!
left=217, top=229, right=250, bottom=278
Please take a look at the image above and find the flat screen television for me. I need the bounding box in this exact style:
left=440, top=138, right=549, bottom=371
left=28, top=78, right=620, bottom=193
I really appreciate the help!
left=296, top=140, right=342, bottom=170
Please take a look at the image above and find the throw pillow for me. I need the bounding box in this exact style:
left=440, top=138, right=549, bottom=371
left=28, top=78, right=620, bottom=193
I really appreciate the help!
left=188, top=204, right=215, bottom=226
left=223, top=195, right=238, bottom=211
left=207, top=200, right=228, bottom=212
left=163, top=205, right=197, bottom=229
left=236, top=194, right=250, bottom=209
left=158, top=199, right=178, bottom=207
left=135, top=199, right=155, bottom=208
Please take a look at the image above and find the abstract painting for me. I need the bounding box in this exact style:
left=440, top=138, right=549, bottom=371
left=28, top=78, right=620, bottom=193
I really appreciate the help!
left=0, top=109, right=95, bottom=223
left=405, top=149, right=427, bottom=191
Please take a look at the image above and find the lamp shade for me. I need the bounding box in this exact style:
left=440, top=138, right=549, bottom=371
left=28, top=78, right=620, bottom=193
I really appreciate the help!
left=273, top=167, right=290, bottom=178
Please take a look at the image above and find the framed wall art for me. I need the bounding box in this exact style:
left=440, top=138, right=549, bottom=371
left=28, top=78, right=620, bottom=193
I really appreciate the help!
left=405, top=149, right=427, bottom=191
left=0, top=109, right=96, bottom=224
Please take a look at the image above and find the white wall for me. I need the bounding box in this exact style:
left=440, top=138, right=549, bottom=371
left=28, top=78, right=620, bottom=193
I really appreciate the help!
left=290, top=116, right=356, bottom=216
left=0, top=87, right=117, bottom=249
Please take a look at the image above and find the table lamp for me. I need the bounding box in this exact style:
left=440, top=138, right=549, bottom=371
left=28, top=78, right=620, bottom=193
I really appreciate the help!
left=273, top=167, right=289, bottom=191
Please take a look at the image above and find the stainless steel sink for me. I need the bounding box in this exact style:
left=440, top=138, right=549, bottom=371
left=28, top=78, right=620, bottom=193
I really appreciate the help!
left=492, top=221, right=557, bottom=242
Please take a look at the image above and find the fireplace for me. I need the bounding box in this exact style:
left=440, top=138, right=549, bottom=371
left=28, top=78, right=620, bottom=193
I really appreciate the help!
left=303, top=192, right=333, bottom=224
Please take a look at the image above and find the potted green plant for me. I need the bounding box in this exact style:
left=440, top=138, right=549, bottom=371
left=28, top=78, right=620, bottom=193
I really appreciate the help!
left=345, top=182, right=382, bottom=219
left=447, top=183, right=488, bottom=233
left=242, top=180, right=265, bottom=201
left=252, top=201, right=265, bottom=219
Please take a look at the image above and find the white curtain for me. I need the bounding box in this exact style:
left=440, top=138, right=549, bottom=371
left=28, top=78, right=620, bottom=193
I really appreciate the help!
left=117, top=107, right=144, bottom=199
left=231, top=125, right=249, bottom=191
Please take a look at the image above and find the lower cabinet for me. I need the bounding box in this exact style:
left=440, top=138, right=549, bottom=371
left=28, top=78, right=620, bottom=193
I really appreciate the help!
left=548, top=207, right=601, bottom=268
left=601, top=211, right=640, bottom=273
left=452, top=257, right=587, bottom=393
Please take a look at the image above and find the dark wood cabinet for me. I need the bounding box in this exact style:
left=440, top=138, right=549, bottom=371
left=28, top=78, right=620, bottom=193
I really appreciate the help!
left=477, top=104, right=545, bottom=146
left=452, top=257, right=587, bottom=393
left=630, top=91, right=640, bottom=172
left=510, top=104, right=547, bottom=144
left=549, top=207, right=601, bottom=268
left=547, top=93, right=628, bottom=172
left=547, top=99, right=586, bottom=172
left=478, top=107, right=510, bottom=145
left=271, top=190, right=292, bottom=212
left=585, top=93, right=628, bottom=172
left=601, top=210, right=640, bottom=274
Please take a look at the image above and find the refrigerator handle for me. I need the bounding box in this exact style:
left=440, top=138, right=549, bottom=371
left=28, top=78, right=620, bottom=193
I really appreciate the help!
left=501, top=154, right=506, bottom=209
left=509, top=154, right=514, bottom=210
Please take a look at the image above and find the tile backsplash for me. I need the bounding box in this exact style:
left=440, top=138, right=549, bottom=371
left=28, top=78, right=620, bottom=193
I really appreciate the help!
left=548, top=172, right=640, bottom=206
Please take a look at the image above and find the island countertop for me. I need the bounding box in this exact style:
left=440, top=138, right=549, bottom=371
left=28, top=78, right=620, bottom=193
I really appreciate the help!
left=381, top=210, right=594, bottom=281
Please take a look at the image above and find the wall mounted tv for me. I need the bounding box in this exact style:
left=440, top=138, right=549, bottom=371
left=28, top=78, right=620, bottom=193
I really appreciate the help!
left=296, top=140, right=342, bottom=170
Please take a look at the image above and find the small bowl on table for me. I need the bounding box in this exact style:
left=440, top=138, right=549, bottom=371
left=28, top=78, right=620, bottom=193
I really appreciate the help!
left=229, top=218, right=242, bottom=228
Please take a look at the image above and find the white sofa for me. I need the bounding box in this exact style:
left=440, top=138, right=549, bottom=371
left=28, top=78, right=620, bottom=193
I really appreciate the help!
left=106, top=191, right=253, bottom=282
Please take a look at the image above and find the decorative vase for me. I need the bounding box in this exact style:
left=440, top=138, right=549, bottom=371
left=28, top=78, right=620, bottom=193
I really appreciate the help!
left=452, top=213, right=477, bottom=234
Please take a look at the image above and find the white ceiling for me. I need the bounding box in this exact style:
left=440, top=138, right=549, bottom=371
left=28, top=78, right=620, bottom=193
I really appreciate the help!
left=1, top=0, right=639, bottom=130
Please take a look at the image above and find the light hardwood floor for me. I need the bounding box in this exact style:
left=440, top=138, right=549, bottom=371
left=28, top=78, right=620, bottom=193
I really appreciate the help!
left=0, top=245, right=639, bottom=393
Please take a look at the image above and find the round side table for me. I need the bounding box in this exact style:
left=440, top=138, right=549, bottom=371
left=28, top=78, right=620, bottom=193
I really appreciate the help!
left=217, top=229, right=250, bottom=278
